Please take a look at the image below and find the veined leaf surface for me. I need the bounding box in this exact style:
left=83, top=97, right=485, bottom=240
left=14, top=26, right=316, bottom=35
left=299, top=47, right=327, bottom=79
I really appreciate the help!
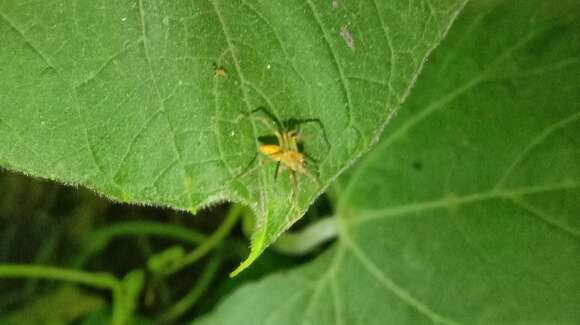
left=0, top=0, right=465, bottom=272
left=196, top=0, right=580, bottom=323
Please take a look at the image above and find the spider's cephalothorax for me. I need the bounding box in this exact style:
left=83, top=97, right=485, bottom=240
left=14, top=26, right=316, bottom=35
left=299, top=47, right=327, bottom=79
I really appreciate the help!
left=258, top=129, right=305, bottom=174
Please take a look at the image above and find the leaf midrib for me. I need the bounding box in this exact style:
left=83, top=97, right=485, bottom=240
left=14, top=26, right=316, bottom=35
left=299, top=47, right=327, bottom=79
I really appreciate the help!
left=348, top=181, right=580, bottom=226
left=337, top=26, right=547, bottom=214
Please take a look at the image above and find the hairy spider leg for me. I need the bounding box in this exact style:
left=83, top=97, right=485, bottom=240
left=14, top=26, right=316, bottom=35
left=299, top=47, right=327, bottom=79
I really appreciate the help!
left=249, top=107, right=284, bottom=131
left=252, top=116, right=284, bottom=144
left=286, top=130, right=300, bottom=151
left=287, top=118, right=330, bottom=146
left=233, top=107, right=282, bottom=141
left=249, top=108, right=330, bottom=157
left=245, top=111, right=286, bottom=182
left=274, top=161, right=281, bottom=181
left=235, top=151, right=260, bottom=179
left=301, top=167, right=322, bottom=188
left=247, top=108, right=330, bottom=152
left=287, top=129, right=321, bottom=187
left=239, top=149, right=301, bottom=204
left=257, top=144, right=284, bottom=181
left=289, top=169, right=298, bottom=203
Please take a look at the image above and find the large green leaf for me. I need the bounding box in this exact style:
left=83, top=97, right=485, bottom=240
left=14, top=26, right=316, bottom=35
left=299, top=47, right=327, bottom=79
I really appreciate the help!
left=0, top=0, right=465, bottom=272
left=195, top=0, right=580, bottom=323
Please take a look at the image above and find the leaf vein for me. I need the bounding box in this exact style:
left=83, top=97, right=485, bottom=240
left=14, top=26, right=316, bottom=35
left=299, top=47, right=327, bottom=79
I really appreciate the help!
left=137, top=0, right=193, bottom=200
left=512, top=199, right=580, bottom=240
left=212, top=47, right=238, bottom=179
left=238, top=0, right=314, bottom=116
left=339, top=19, right=541, bottom=212
left=494, top=111, right=580, bottom=190
left=303, top=0, right=354, bottom=130
left=344, top=235, right=462, bottom=325
left=351, top=182, right=580, bottom=225
left=0, top=10, right=104, bottom=181
left=73, top=39, right=142, bottom=89
left=208, top=0, right=268, bottom=214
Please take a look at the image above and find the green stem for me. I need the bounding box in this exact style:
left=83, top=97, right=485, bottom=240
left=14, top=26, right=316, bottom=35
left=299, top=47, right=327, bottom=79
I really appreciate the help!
left=0, top=264, right=118, bottom=289
left=0, top=264, right=130, bottom=325
left=272, top=216, right=338, bottom=255
left=162, top=204, right=242, bottom=277
left=74, top=221, right=207, bottom=268
left=157, top=250, right=223, bottom=323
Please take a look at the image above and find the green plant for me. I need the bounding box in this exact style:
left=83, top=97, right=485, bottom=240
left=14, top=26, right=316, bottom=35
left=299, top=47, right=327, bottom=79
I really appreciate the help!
left=1, top=0, right=579, bottom=324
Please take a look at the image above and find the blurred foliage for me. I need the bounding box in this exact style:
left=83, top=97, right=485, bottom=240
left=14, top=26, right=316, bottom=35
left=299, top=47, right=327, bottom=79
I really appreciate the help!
left=0, top=170, right=327, bottom=323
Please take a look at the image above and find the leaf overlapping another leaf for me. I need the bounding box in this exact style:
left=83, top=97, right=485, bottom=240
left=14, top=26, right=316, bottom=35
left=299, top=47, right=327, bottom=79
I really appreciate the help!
left=0, top=0, right=466, bottom=272
left=196, top=0, right=580, bottom=324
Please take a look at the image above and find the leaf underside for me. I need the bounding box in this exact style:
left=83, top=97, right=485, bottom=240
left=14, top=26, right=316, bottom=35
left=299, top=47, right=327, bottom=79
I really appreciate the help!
left=196, top=0, right=580, bottom=323
left=0, top=0, right=465, bottom=272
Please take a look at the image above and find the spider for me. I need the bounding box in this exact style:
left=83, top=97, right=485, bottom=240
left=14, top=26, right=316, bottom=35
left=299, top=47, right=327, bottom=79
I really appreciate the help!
left=239, top=107, right=328, bottom=200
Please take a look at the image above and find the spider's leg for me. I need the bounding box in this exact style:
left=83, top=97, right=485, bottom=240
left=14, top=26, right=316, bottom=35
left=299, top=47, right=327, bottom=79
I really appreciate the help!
left=289, top=170, right=299, bottom=204
left=299, top=153, right=321, bottom=186
left=234, top=108, right=283, bottom=141
left=287, top=130, right=300, bottom=152
left=252, top=116, right=281, bottom=137
left=249, top=107, right=283, bottom=130
left=289, top=118, right=331, bottom=154
left=236, top=153, right=269, bottom=179
left=236, top=152, right=257, bottom=178
left=302, top=168, right=322, bottom=189
left=303, top=152, right=319, bottom=164
left=274, top=161, right=281, bottom=182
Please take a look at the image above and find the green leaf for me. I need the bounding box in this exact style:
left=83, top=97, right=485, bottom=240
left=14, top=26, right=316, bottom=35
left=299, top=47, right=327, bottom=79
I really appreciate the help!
left=0, top=0, right=465, bottom=273
left=194, top=0, right=580, bottom=324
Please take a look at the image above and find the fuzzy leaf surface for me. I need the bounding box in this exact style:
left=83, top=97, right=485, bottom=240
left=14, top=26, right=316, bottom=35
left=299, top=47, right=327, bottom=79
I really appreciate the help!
left=0, top=0, right=465, bottom=270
